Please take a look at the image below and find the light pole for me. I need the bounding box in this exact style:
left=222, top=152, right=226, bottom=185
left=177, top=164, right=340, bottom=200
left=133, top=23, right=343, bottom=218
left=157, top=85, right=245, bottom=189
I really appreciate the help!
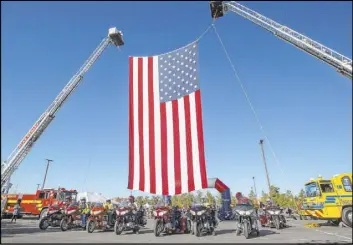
left=41, top=159, right=53, bottom=190
left=259, top=139, right=271, bottom=196
left=252, top=176, right=258, bottom=199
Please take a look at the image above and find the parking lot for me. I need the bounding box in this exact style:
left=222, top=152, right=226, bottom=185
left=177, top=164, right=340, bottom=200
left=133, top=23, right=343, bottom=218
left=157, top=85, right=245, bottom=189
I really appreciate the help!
left=1, top=218, right=352, bottom=243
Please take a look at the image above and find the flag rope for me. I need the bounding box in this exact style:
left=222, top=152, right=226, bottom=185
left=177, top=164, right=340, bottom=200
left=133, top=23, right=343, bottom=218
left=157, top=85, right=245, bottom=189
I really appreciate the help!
left=211, top=23, right=285, bottom=176
left=211, top=23, right=303, bottom=210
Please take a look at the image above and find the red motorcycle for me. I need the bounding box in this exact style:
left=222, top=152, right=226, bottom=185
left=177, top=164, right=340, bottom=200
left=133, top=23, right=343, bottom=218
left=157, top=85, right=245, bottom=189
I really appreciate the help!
left=87, top=203, right=116, bottom=233
left=153, top=203, right=190, bottom=237
left=60, top=202, right=85, bottom=231
left=39, top=204, right=66, bottom=230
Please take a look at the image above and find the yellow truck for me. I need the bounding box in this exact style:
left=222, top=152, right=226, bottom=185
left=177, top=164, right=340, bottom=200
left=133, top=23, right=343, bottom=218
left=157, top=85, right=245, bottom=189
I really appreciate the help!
left=301, top=173, right=352, bottom=227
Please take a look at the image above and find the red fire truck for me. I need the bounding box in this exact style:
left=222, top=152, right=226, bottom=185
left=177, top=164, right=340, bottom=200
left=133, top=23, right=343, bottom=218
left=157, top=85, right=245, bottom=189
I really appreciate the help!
left=1, top=187, right=77, bottom=219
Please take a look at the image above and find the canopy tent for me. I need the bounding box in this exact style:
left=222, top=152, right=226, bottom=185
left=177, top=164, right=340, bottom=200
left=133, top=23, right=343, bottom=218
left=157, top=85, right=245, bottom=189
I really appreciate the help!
left=77, top=192, right=107, bottom=203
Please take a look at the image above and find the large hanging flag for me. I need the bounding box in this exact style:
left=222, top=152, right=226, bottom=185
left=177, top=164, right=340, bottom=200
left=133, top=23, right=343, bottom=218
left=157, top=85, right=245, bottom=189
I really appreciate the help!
left=128, top=41, right=208, bottom=195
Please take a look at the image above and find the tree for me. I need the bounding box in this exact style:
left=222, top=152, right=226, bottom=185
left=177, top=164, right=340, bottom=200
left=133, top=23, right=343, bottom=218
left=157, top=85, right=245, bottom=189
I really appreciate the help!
left=249, top=188, right=256, bottom=202
left=206, top=191, right=215, bottom=205
left=215, top=192, right=222, bottom=206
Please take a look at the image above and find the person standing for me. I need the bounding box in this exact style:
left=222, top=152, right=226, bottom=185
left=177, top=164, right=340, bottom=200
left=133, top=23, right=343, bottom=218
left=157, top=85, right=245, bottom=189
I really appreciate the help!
left=11, top=200, right=21, bottom=223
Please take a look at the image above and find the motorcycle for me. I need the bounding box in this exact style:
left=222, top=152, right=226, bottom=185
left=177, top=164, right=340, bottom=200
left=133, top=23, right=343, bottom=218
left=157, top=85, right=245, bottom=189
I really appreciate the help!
left=114, top=201, right=140, bottom=235
left=87, top=203, right=117, bottom=233
left=234, top=204, right=260, bottom=239
left=153, top=201, right=191, bottom=237
left=265, top=207, right=286, bottom=229
left=60, top=202, right=86, bottom=231
left=39, top=204, right=65, bottom=230
left=189, top=203, right=217, bottom=237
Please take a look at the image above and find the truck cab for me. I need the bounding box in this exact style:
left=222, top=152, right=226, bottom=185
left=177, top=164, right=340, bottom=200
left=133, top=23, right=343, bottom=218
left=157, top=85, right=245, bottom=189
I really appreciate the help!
left=302, top=173, right=352, bottom=227
left=2, top=187, right=77, bottom=219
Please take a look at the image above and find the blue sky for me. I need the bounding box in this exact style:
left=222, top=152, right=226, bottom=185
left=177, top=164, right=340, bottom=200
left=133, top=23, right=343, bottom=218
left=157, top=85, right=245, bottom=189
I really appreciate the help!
left=2, top=1, right=352, bottom=199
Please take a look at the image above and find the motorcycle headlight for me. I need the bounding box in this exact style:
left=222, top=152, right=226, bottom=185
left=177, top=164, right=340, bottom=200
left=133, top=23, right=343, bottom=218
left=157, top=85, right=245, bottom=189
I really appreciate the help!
left=159, top=211, right=167, bottom=216
left=245, top=210, right=254, bottom=216
left=268, top=210, right=274, bottom=215
left=153, top=211, right=157, bottom=216
left=197, top=210, right=206, bottom=216
left=274, top=210, right=281, bottom=215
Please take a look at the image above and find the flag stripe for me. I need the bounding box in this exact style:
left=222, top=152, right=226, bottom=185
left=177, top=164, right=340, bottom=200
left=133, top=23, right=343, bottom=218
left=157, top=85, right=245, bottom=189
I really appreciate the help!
left=128, top=57, right=134, bottom=190
left=148, top=57, right=156, bottom=194
left=184, top=95, right=195, bottom=192
left=132, top=58, right=139, bottom=190
left=166, top=102, right=175, bottom=195
left=142, top=57, right=150, bottom=193
left=138, top=58, right=145, bottom=191
left=172, top=100, right=182, bottom=195
left=153, top=57, right=162, bottom=195
left=189, top=93, right=202, bottom=190
left=160, top=103, right=168, bottom=195
left=195, top=90, right=208, bottom=188
left=178, top=98, right=188, bottom=194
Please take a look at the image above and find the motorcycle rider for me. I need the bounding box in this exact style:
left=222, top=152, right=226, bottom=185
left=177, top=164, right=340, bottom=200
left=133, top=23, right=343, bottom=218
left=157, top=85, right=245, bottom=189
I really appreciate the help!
left=234, top=192, right=256, bottom=235
left=104, top=199, right=114, bottom=227
left=235, top=192, right=252, bottom=206
left=167, top=199, right=179, bottom=231
left=79, top=197, right=90, bottom=230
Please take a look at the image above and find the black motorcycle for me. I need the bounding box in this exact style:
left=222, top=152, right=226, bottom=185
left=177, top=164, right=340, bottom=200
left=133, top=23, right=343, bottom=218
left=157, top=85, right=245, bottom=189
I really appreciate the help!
left=39, top=204, right=64, bottom=230
left=114, top=203, right=140, bottom=235
left=190, top=203, right=217, bottom=237
left=265, top=207, right=286, bottom=229
left=234, top=204, right=260, bottom=239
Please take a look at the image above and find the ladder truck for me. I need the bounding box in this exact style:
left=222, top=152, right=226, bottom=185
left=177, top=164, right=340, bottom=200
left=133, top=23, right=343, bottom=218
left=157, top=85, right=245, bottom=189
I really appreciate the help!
left=1, top=27, right=124, bottom=198
left=210, top=1, right=352, bottom=80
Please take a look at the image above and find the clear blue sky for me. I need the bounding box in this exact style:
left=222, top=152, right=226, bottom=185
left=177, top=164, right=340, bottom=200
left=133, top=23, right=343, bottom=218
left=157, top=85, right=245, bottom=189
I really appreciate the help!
left=2, top=1, right=352, bottom=198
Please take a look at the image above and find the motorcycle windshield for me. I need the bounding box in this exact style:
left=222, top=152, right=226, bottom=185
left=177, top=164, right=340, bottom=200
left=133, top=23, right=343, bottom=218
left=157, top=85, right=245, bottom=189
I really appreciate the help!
left=94, top=203, right=104, bottom=208
left=119, top=201, right=129, bottom=209
left=191, top=203, right=205, bottom=211
left=68, top=202, right=79, bottom=208
left=234, top=204, right=254, bottom=212
left=155, top=201, right=167, bottom=209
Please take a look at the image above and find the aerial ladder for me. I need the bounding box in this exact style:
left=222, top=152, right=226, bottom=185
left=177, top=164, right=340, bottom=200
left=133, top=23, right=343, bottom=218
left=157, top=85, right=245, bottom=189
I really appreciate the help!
left=210, top=1, right=352, bottom=80
left=1, top=27, right=124, bottom=197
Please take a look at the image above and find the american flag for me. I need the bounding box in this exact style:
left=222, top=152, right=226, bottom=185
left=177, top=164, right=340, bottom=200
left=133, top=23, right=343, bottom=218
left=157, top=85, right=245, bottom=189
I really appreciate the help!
left=128, top=42, right=208, bottom=195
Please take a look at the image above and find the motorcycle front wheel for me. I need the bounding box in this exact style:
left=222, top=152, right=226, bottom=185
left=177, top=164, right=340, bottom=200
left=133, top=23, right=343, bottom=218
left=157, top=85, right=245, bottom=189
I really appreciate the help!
left=243, top=222, right=249, bottom=239
left=114, top=221, right=124, bottom=235
left=274, top=216, right=280, bottom=230
left=87, top=220, right=96, bottom=233
left=154, top=220, right=163, bottom=237
left=60, top=218, right=70, bottom=232
left=39, top=217, right=50, bottom=230
left=195, top=221, right=202, bottom=237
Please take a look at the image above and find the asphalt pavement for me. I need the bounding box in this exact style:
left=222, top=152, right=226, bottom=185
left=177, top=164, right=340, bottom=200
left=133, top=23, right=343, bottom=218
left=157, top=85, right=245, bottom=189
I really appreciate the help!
left=1, top=218, right=352, bottom=243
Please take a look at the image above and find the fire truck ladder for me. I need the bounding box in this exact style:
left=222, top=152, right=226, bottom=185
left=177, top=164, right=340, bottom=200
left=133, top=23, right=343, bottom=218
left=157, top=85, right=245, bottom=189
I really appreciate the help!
left=1, top=28, right=124, bottom=195
left=210, top=1, right=352, bottom=80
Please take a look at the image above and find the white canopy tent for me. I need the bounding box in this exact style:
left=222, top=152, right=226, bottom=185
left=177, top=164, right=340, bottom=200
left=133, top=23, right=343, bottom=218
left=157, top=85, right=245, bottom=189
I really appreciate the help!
left=77, top=192, right=107, bottom=203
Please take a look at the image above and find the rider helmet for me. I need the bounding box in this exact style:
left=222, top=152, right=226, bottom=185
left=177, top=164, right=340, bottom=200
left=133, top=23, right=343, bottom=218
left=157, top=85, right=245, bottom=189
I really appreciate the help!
left=235, top=192, right=242, bottom=199
left=106, top=199, right=111, bottom=203
left=80, top=197, right=86, bottom=202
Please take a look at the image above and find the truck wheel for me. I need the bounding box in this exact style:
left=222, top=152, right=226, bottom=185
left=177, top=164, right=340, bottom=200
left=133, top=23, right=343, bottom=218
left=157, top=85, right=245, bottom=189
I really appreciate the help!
left=39, top=208, right=48, bottom=220
left=342, top=207, right=352, bottom=228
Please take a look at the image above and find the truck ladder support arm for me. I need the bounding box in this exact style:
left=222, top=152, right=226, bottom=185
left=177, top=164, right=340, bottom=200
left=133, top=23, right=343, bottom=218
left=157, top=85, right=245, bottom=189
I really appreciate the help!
left=210, top=1, right=352, bottom=80
left=1, top=28, right=124, bottom=192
